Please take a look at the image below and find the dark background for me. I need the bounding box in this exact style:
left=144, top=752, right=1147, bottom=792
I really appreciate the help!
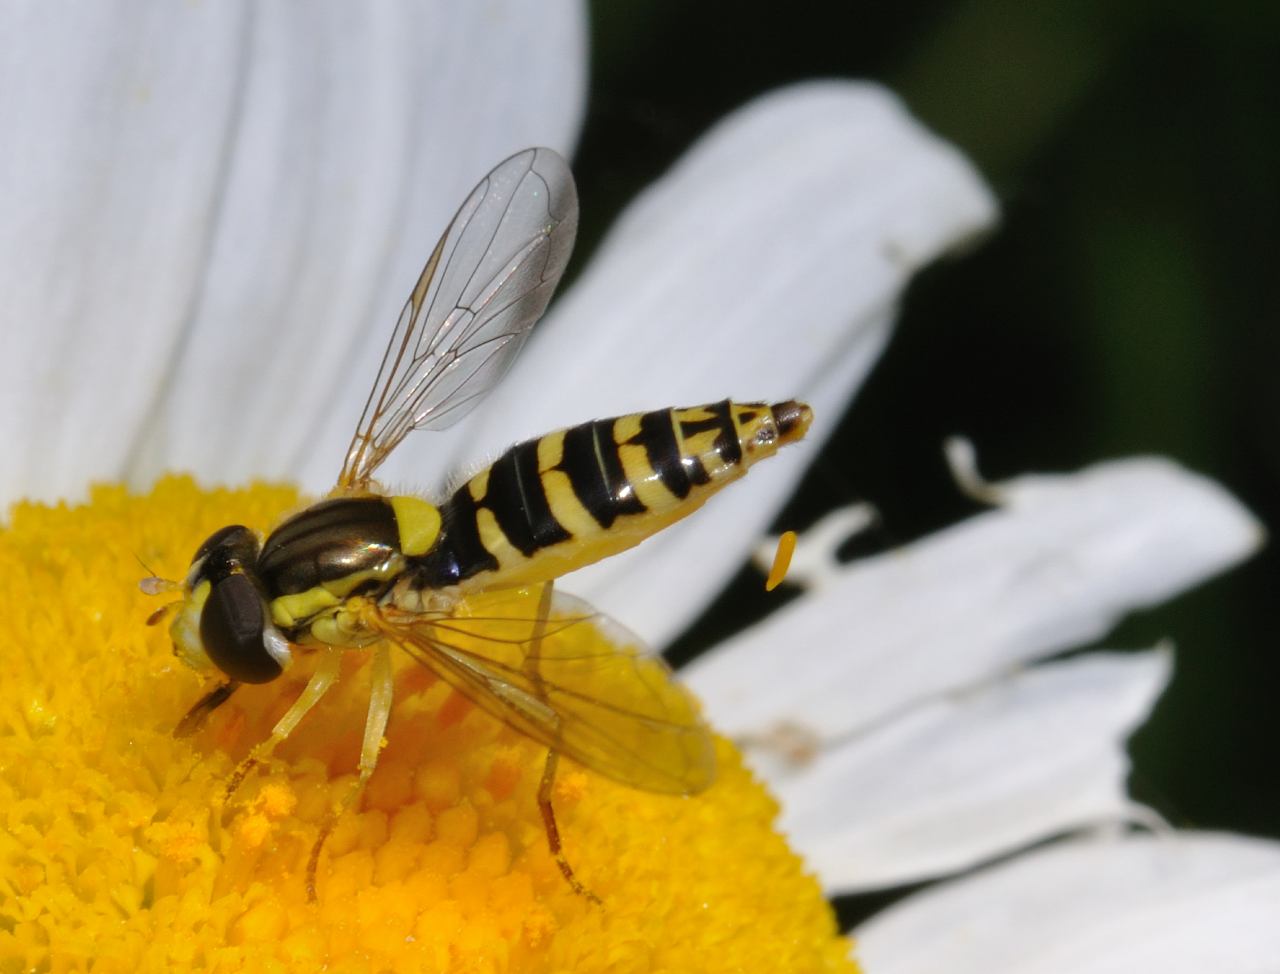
left=578, top=0, right=1280, bottom=922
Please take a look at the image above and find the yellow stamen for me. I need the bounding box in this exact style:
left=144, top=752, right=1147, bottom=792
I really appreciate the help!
left=0, top=477, right=857, bottom=972
left=765, top=530, right=799, bottom=592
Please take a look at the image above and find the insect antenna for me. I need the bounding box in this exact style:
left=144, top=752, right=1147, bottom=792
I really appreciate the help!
left=135, top=551, right=179, bottom=596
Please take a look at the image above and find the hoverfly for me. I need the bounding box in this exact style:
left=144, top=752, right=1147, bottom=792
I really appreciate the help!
left=146, top=147, right=812, bottom=901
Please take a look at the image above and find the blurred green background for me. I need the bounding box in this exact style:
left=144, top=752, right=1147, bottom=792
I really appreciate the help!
left=580, top=0, right=1280, bottom=916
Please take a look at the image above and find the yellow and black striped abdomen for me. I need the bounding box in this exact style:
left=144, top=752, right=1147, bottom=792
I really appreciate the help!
left=411, top=399, right=811, bottom=594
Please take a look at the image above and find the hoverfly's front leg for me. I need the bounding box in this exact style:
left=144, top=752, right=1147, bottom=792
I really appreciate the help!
left=224, top=645, right=343, bottom=803
left=526, top=581, right=601, bottom=905
left=174, top=681, right=241, bottom=738
left=307, top=641, right=395, bottom=901
left=355, top=641, right=395, bottom=791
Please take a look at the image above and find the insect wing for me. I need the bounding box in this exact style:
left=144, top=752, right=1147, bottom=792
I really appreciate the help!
left=339, top=148, right=578, bottom=491
left=368, top=588, right=716, bottom=795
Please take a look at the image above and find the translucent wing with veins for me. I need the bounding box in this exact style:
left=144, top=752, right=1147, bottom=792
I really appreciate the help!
left=339, top=147, right=578, bottom=491
left=367, top=588, right=716, bottom=795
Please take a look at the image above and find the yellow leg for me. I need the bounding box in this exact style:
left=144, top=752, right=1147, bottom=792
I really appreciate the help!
left=526, top=581, right=600, bottom=905
left=527, top=580, right=555, bottom=676
left=357, top=643, right=395, bottom=789
left=223, top=646, right=342, bottom=803
left=307, top=642, right=395, bottom=901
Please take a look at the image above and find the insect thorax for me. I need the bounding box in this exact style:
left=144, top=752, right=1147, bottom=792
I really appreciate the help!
left=256, top=495, right=443, bottom=642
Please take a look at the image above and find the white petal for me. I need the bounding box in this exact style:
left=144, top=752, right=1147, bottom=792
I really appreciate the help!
left=776, top=651, right=1168, bottom=893
left=686, top=457, right=1262, bottom=739
left=0, top=1, right=585, bottom=508
left=136, top=0, right=586, bottom=492
left=417, top=81, right=996, bottom=646
left=856, top=832, right=1280, bottom=974
left=0, top=3, right=250, bottom=507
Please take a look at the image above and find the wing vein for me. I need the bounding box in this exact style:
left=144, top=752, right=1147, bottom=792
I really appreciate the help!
left=337, top=148, right=578, bottom=491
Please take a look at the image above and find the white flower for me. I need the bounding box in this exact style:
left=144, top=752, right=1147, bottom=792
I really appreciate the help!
left=2, top=3, right=1274, bottom=970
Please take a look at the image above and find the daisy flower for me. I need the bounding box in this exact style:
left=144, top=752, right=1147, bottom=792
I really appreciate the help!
left=2, top=3, right=1276, bottom=972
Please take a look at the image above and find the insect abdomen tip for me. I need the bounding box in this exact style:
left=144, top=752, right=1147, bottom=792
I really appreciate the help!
left=770, top=400, right=813, bottom=443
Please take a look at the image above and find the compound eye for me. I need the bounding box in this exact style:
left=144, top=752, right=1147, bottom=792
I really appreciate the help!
left=199, top=573, right=284, bottom=684
left=188, top=525, right=260, bottom=586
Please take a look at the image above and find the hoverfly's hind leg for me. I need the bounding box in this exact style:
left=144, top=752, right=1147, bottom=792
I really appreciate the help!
left=527, top=581, right=602, bottom=905
left=175, top=681, right=241, bottom=738
left=307, top=641, right=395, bottom=902
left=224, top=646, right=343, bottom=804
left=536, top=748, right=601, bottom=904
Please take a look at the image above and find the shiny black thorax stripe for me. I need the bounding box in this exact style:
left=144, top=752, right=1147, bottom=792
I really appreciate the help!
left=411, top=400, right=748, bottom=589
left=258, top=497, right=403, bottom=598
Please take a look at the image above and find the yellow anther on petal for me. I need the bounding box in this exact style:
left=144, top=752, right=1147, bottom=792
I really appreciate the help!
left=765, top=529, right=798, bottom=591
left=0, top=477, right=857, bottom=972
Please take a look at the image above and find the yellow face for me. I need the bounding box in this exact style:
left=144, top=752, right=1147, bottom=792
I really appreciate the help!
left=170, top=578, right=215, bottom=673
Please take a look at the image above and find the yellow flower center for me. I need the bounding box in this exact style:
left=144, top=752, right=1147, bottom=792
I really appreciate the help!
left=0, top=478, right=857, bottom=973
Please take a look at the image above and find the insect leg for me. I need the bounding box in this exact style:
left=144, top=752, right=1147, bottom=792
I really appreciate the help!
left=356, top=642, right=395, bottom=790
left=223, top=646, right=343, bottom=803
left=526, top=579, right=555, bottom=677
left=526, top=581, right=600, bottom=904
left=307, top=642, right=395, bottom=901
left=536, top=747, right=601, bottom=904
left=174, top=681, right=240, bottom=738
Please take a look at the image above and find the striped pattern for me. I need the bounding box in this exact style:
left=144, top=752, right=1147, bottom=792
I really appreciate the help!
left=258, top=497, right=401, bottom=596
left=411, top=399, right=812, bottom=594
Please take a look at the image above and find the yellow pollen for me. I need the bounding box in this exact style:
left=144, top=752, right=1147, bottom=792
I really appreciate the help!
left=0, top=476, right=858, bottom=973
left=766, top=529, right=799, bottom=592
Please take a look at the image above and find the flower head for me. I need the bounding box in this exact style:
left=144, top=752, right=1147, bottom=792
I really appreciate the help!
left=4, top=3, right=1279, bottom=972
left=0, top=478, right=854, bottom=971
